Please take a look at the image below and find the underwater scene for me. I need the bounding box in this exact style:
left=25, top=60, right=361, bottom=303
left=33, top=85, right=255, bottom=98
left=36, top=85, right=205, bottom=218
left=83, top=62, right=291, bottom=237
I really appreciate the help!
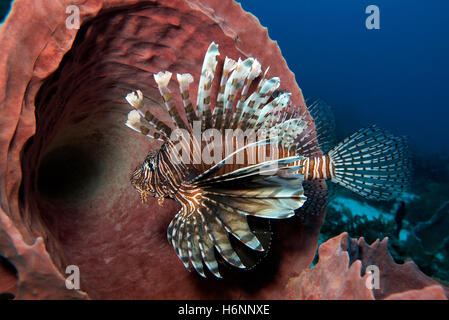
left=0, top=0, right=448, bottom=302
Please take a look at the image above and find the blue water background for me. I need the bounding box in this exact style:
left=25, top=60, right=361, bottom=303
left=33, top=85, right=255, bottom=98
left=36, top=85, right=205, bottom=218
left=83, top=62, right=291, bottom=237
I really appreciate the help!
left=238, top=0, right=449, bottom=155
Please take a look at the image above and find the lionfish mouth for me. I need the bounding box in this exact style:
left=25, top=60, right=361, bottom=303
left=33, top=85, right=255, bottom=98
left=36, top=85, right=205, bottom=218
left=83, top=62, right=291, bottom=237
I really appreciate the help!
left=139, top=190, right=150, bottom=204
left=130, top=168, right=154, bottom=203
left=138, top=188, right=157, bottom=204
left=0, top=0, right=323, bottom=299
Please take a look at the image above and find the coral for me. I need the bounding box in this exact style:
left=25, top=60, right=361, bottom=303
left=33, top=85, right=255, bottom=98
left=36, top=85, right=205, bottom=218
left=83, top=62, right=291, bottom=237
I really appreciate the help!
left=405, top=151, right=449, bottom=224
left=286, top=233, right=448, bottom=300
left=410, top=201, right=449, bottom=254
left=286, top=233, right=375, bottom=299
left=402, top=201, right=449, bottom=283
left=321, top=191, right=449, bottom=285
left=321, top=196, right=397, bottom=245
left=0, top=205, right=87, bottom=299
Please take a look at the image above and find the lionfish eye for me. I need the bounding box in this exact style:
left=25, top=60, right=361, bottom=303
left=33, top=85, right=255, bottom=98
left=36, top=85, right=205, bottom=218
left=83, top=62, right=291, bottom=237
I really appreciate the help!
left=144, top=161, right=154, bottom=171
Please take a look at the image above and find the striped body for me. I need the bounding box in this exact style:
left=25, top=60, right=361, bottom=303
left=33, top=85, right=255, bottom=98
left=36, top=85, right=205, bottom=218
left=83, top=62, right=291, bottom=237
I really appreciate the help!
left=297, top=155, right=334, bottom=181
left=134, top=141, right=336, bottom=205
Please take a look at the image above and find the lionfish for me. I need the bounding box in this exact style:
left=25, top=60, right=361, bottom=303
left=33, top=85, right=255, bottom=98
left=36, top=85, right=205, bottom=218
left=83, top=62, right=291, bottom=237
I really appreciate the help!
left=124, top=42, right=409, bottom=278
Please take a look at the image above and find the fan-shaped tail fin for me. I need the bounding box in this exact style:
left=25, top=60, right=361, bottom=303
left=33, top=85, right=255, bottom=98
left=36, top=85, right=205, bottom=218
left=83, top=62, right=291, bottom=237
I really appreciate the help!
left=327, top=125, right=411, bottom=200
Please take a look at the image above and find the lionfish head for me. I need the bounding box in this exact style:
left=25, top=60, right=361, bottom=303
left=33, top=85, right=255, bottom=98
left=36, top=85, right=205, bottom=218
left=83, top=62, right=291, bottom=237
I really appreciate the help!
left=130, top=150, right=158, bottom=203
